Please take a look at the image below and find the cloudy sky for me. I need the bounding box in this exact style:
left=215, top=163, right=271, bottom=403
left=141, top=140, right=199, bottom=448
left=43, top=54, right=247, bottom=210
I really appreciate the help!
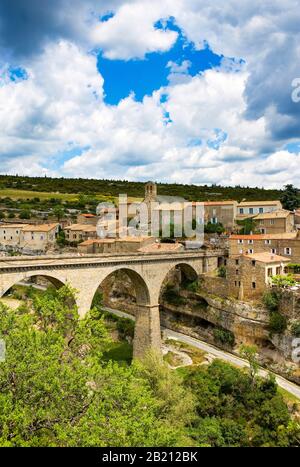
left=0, top=0, right=299, bottom=187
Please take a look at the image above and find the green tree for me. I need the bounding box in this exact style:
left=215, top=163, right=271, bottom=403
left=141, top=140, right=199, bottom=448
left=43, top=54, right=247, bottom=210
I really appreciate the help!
left=239, top=345, right=259, bottom=383
left=52, top=205, right=65, bottom=222
left=0, top=287, right=195, bottom=447
left=19, top=209, right=31, bottom=219
left=280, top=184, right=300, bottom=211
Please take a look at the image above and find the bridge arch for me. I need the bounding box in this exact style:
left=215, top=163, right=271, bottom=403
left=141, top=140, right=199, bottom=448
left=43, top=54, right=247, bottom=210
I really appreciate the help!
left=87, top=266, right=160, bottom=360
left=0, top=271, right=68, bottom=300
left=154, top=261, right=199, bottom=305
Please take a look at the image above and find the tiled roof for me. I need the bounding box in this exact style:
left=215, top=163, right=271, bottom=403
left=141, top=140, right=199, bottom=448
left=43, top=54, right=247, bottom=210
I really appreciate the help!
left=230, top=232, right=298, bottom=240
left=21, top=223, right=59, bottom=232
left=116, top=236, right=154, bottom=242
left=138, top=243, right=183, bottom=253
left=243, top=252, right=291, bottom=263
left=0, top=223, right=29, bottom=229
left=79, top=239, right=115, bottom=245
left=237, top=200, right=281, bottom=206
left=203, top=201, right=236, bottom=206
left=253, top=209, right=292, bottom=220
left=64, top=224, right=96, bottom=232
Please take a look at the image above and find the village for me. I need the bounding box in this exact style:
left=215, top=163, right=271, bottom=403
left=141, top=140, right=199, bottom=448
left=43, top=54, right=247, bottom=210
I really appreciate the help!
left=0, top=182, right=300, bottom=303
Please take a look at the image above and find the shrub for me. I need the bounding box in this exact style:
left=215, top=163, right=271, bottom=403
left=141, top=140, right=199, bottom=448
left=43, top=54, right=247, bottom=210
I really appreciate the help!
left=291, top=321, right=300, bottom=337
left=185, top=280, right=199, bottom=292
left=204, top=222, right=225, bottom=234
left=263, top=290, right=280, bottom=312
left=271, top=274, right=296, bottom=288
left=217, top=266, right=227, bottom=278
left=269, top=312, right=287, bottom=335
left=19, top=209, right=31, bottom=219
left=213, top=328, right=235, bottom=347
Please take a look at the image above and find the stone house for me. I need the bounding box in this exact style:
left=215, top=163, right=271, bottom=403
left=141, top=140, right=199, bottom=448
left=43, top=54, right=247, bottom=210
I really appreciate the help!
left=64, top=224, right=97, bottom=243
left=202, top=200, right=237, bottom=231
left=235, top=200, right=282, bottom=221
left=19, top=223, right=59, bottom=251
left=229, top=232, right=300, bottom=263
left=77, top=213, right=99, bottom=225
left=78, top=236, right=155, bottom=254
left=227, top=252, right=291, bottom=300
left=0, top=223, right=28, bottom=248
left=253, top=209, right=295, bottom=234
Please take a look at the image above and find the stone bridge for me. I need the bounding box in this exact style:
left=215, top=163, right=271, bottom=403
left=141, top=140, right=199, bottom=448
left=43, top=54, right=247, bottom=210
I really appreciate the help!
left=0, top=250, right=224, bottom=358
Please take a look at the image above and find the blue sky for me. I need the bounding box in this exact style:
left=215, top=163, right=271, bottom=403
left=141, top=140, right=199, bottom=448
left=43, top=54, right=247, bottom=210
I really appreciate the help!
left=97, top=18, right=222, bottom=104
left=0, top=1, right=299, bottom=187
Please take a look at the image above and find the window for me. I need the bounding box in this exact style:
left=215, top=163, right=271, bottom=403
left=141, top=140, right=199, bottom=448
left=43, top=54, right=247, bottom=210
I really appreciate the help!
left=252, top=260, right=256, bottom=266
left=40, top=235, right=44, bottom=240
left=224, top=259, right=227, bottom=266
left=249, top=208, right=253, bottom=214
left=248, top=249, right=254, bottom=254
left=234, top=281, right=237, bottom=287
left=267, top=268, right=273, bottom=277
left=265, top=239, right=271, bottom=245
left=248, top=239, right=253, bottom=244
left=252, top=282, right=256, bottom=289
left=271, top=248, right=276, bottom=254
left=235, top=259, right=239, bottom=265
left=239, top=208, right=244, bottom=214
left=259, top=208, right=263, bottom=213
left=260, top=220, right=264, bottom=225
left=270, top=219, right=275, bottom=225
left=276, top=267, right=281, bottom=275
left=238, top=239, right=243, bottom=244
left=236, top=269, right=239, bottom=275
left=284, top=247, right=292, bottom=255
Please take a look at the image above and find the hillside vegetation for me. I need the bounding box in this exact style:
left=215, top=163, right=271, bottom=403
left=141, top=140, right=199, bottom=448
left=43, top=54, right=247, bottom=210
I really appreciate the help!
left=0, top=285, right=299, bottom=447
left=0, top=175, right=283, bottom=202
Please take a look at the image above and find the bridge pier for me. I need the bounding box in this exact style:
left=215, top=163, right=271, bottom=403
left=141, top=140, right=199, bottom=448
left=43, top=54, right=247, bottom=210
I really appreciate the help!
left=133, top=304, right=161, bottom=360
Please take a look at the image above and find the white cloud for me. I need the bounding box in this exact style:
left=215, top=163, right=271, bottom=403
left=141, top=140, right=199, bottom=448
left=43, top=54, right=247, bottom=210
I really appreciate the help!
left=91, top=1, right=178, bottom=59
left=0, top=0, right=299, bottom=188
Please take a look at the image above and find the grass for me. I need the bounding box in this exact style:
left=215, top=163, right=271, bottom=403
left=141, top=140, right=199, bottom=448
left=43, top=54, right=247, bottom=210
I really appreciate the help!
left=164, top=338, right=206, bottom=365
left=102, top=341, right=133, bottom=365
left=0, top=189, right=79, bottom=201
left=278, top=387, right=300, bottom=405
left=0, top=188, right=143, bottom=204
left=163, top=351, right=183, bottom=367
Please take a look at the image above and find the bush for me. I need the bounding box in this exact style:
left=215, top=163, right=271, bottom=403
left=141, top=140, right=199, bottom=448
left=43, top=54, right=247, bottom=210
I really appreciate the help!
left=19, top=209, right=31, bottom=219
left=288, top=263, right=300, bottom=274
left=162, top=285, right=186, bottom=305
left=269, top=312, right=287, bottom=335
left=271, top=274, right=296, bottom=288
left=185, top=280, right=199, bottom=292
left=291, top=321, right=300, bottom=337
left=213, top=328, right=235, bottom=347
left=204, top=222, right=225, bottom=234
left=263, top=290, right=280, bottom=312
left=217, top=266, right=226, bottom=278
